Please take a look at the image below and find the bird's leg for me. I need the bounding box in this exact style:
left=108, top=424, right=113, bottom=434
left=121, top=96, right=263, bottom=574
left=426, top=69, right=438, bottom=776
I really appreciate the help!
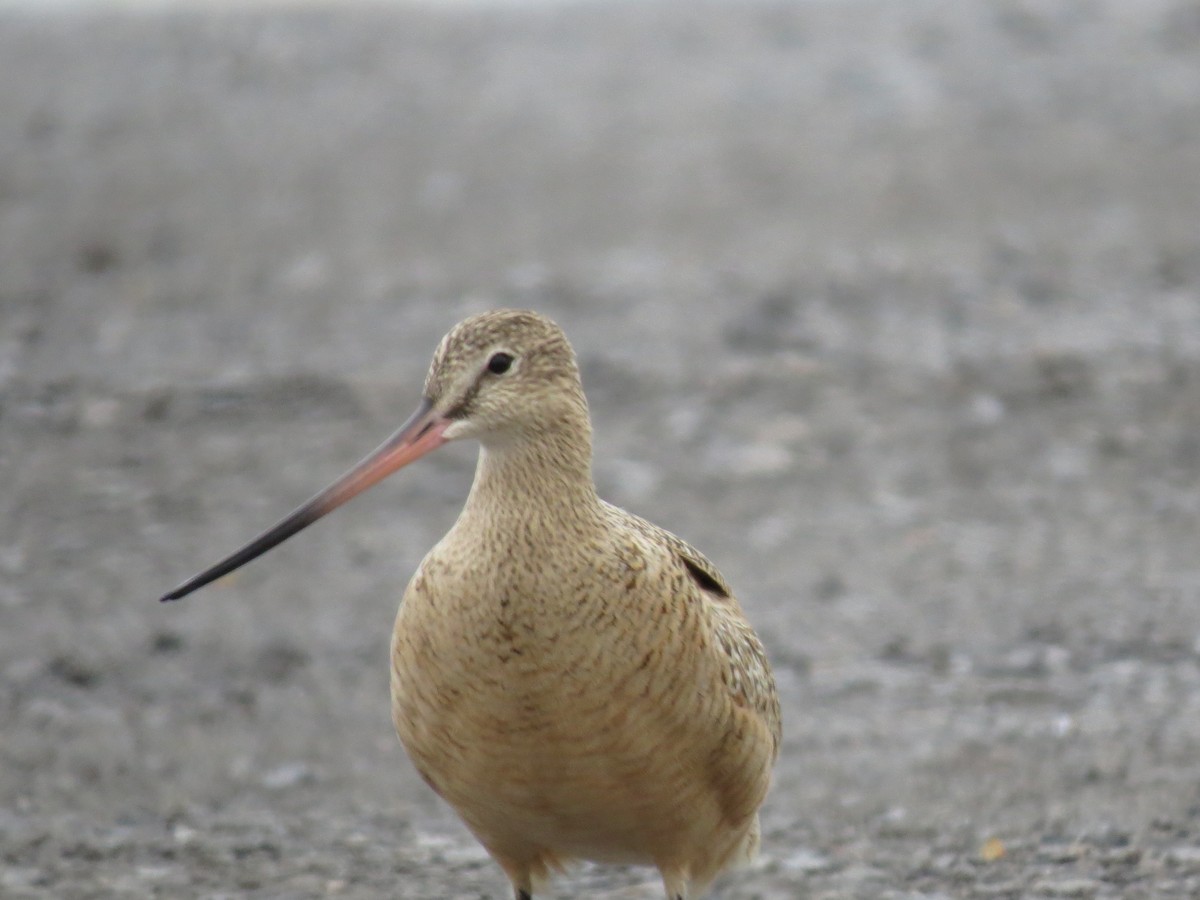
left=661, top=868, right=688, bottom=900
left=496, top=852, right=534, bottom=900
left=506, top=870, right=531, bottom=899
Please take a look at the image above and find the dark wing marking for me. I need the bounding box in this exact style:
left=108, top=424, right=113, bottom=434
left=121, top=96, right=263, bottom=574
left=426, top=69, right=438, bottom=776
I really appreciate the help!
left=600, top=501, right=781, bottom=754
left=682, top=556, right=729, bottom=597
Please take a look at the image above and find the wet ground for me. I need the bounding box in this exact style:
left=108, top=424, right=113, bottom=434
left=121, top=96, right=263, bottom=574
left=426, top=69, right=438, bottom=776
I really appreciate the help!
left=3, top=1, right=1200, bottom=897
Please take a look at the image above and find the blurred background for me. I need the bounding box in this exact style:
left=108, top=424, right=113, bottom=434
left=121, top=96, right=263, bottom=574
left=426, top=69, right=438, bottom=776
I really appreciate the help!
left=2, top=0, right=1200, bottom=896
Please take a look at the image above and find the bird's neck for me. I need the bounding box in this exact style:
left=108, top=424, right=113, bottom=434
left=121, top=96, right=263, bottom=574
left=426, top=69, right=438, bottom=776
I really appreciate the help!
left=460, top=427, right=602, bottom=531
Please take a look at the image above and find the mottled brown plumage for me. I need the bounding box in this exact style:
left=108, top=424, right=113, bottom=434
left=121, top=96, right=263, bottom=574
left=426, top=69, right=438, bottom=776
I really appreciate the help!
left=160, top=309, right=780, bottom=899
left=391, top=310, right=780, bottom=899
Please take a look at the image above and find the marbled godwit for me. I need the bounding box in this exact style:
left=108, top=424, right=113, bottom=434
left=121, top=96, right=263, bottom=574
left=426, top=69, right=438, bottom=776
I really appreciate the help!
left=161, top=309, right=781, bottom=899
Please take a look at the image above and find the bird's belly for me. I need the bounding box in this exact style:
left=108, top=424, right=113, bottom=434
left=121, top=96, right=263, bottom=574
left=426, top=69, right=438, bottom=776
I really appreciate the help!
left=398, top=714, right=695, bottom=865
left=390, top=633, right=717, bottom=866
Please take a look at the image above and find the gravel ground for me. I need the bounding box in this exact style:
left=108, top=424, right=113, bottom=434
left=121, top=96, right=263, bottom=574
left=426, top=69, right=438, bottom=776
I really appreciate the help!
left=3, top=1, right=1200, bottom=897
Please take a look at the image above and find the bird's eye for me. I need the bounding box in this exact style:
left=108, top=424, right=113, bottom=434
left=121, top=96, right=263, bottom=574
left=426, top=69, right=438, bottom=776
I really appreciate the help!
left=487, top=352, right=514, bottom=375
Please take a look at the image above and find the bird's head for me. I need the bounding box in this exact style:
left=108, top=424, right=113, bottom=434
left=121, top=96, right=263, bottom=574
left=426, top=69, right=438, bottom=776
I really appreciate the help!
left=423, top=309, right=588, bottom=449
left=158, top=309, right=587, bottom=602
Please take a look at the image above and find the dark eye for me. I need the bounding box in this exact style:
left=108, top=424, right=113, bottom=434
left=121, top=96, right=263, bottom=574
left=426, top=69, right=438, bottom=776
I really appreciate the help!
left=487, top=352, right=514, bottom=375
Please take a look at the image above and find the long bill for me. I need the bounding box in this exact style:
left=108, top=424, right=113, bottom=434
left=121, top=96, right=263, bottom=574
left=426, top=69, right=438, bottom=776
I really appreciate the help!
left=159, top=397, right=449, bottom=603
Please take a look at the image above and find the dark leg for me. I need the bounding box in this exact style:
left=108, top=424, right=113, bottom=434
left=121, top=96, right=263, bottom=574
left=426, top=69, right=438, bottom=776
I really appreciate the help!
left=515, top=891, right=532, bottom=900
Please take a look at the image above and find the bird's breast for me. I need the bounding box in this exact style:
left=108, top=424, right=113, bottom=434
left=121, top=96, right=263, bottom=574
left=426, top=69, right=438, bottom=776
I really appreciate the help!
left=392, top=540, right=689, bottom=827
left=391, top=541, right=644, bottom=737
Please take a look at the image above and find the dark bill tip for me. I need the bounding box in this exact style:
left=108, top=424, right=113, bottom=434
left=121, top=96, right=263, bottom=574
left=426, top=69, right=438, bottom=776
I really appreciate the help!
left=156, top=397, right=446, bottom=604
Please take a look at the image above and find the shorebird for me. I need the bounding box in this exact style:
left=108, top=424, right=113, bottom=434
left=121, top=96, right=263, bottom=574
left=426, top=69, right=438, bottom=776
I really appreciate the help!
left=161, top=309, right=781, bottom=899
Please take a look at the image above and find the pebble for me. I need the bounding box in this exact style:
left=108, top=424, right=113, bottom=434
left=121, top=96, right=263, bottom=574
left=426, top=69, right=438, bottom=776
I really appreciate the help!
left=1, top=868, right=41, bottom=890
left=971, top=881, right=1025, bottom=897
left=779, top=846, right=833, bottom=873
left=729, top=441, right=794, bottom=476
left=135, top=865, right=173, bottom=882
left=413, top=830, right=491, bottom=865
left=1030, top=878, right=1100, bottom=898
left=1165, top=846, right=1200, bottom=868
left=968, top=392, right=1006, bottom=425
left=1096, top=846, right=1141, bottom=866
left=1037, top=843, right=1085, bottom=863
left=81, top=397, right=120, bottom=429
left=260, top=762, right=314, bottom=790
